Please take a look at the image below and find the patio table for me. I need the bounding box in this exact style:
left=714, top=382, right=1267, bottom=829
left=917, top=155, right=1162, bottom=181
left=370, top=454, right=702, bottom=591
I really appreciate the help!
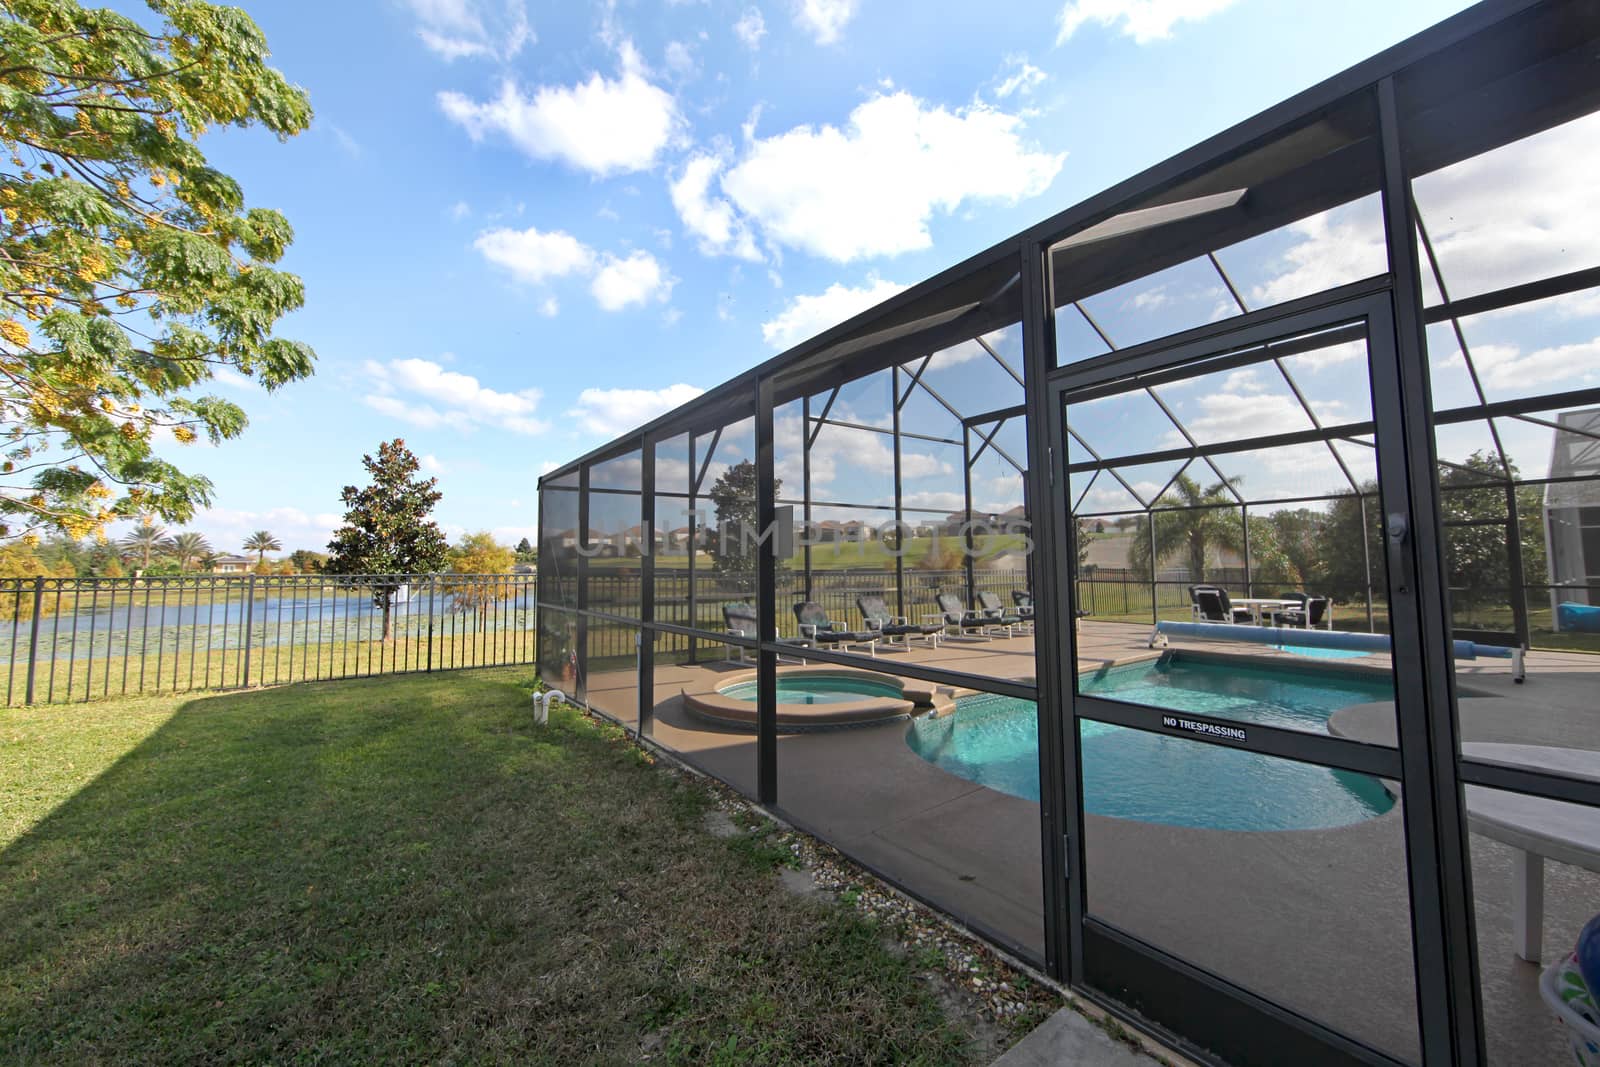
left=1461, top=742, right=1600, bottom=962
left=1227, top=597, right=1299, bottom=624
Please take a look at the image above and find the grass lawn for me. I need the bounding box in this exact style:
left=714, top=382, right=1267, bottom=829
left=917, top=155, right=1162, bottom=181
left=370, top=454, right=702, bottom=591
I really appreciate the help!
left=0, top=668, right=1026, bottom=1064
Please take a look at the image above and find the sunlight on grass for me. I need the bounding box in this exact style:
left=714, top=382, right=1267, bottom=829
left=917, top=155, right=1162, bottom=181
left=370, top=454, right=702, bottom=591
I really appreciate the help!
left=0, top=668, right=983, bottom=1064
left=1, top=696, right=184, bottom=846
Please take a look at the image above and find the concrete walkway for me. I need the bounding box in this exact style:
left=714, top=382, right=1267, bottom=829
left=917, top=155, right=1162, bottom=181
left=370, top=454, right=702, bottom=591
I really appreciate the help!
left=991, top=1007, right=1167, bottom=1066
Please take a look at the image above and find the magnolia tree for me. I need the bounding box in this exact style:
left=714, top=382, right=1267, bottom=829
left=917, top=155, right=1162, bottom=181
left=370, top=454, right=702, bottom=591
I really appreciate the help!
left=0, top=1, right=316, bottom=544
left=325, top=440, right=448, bottom=641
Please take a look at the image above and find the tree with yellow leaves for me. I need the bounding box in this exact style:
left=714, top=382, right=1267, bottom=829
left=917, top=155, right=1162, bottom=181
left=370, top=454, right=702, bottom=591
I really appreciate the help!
left=0, top=1, right=315, bottom=544
left=0, top=540, right=75, bottom=619
left=442, top=531, right=517, bottom=626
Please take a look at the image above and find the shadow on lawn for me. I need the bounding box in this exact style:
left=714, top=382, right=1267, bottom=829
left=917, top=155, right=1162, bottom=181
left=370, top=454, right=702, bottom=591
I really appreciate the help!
left=0, top=672, right=574, bottom=1061
left=0, top=671, right=978, bottom=1065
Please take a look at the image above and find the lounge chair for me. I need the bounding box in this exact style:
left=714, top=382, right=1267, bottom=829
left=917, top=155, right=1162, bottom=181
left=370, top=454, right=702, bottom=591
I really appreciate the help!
left=856, top=594, right=941, bottom=649
left=1011, top=590, right=1035, bottom=619
left=935, top=592, right=993, bottom=640
left=723, top=602, right=810, bottom=662
left=1194, top=587, right=1253, bottom=624
left=792, top=601, right=879, bottom=656
left=722, top=602, right=759, bottom=663
left=1269, top=595, right=1331, bottom=630
left=976, top=591, right=1026, bottom=636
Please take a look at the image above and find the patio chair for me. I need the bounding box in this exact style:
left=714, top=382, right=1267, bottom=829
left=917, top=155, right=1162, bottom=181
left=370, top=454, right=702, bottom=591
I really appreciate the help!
left=935, top=592, right=994, bottom=640
left=976, top=591, right=1026, bottom=636
left=723, top=602, right=811, bottom=662
left=1011, top=590, right=1035, bottom=619
left=856, top=594, right=941, bottom=649
left=1194, top=588, right=1253, bottom=625
left=792, top=601, right=879, bottom=656
left=722, top=602, right=758, bottom=663
left=1269, top=595, right=1331, bottom=630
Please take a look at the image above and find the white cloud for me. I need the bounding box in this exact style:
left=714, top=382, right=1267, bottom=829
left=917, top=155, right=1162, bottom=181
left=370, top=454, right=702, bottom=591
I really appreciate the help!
left=449, top=200, right=472, bottom=221
left=794, top=0, right=857, bottom=44
left=590, top=250, right=675, bottom=310
left=903, top=490, right=966, bottom=511
left=421, top=453, right=447, bottom=473
left=1413, top=110, right=1600, bottom=301
left=1181, top=389, right=1318, bottom=444
left=1127, top=285, right=1167, bottom=311
left=1443, top=338, right=1600, bottom=391
left=1279, top=338, right=1367, bottom=372
left=664, top=40, right=698, bottom=78
left=669, top=154, right=763, bottom=261
left=210, top=367, right=261, bottom=392
left=993, top=55, right=1046, bottom=99
left=734, top=7, right=767, bottom=49
left=324, top=124, right=361, bottom=158
left=761, top=276, right=908, bottom=350
left=721, top=91, right=1064, bottom=262
left=474, top=227, right=673, bottom=313
left=473, top=226, right=595, bottom=285
left=1247, top=200, right=1388, bottom=308
left=567, top=383, right=705, bottom=438
left=363, top=358, right=549, bottom=436
left=409, top=0, right=532, bottom=61
left=437, top=42, right=679, bottom=176
left=1056, top=0, right=1239, bottom=45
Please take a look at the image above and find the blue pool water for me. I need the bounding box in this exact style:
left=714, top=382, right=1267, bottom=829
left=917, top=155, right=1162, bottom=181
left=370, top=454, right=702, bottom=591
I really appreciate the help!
left=721, top=675, right=903, bottom=704
left=907, top=658, right=1395, bottom=831
left=1275, top=644, right=1372, bottom=660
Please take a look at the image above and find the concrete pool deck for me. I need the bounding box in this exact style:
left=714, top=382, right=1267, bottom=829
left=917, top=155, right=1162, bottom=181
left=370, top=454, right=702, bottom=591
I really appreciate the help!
left=581, top=621, right=1600, bottom=1063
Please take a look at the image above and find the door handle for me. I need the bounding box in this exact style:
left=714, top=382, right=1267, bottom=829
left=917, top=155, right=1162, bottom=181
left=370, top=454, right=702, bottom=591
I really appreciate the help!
left=1387, top=512, right=1409, bottom=595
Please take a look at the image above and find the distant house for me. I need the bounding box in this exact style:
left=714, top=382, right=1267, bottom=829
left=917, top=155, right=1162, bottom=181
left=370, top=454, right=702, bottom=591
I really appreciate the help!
left=1545, top=407, right=1600, bottom=622
left=211, top=554, right=254, bottom=574
left=942, top=506, right=1028, bottom=536
left=812, top=519, right=877, bottom=543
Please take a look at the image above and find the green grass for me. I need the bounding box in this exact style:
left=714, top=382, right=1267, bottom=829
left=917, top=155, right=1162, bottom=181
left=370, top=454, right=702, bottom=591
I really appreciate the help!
left=0, top=669, right=986, bottom=1064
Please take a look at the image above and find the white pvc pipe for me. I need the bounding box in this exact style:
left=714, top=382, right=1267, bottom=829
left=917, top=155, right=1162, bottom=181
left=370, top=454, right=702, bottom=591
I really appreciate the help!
left=532, top=689, right=566, bottom=725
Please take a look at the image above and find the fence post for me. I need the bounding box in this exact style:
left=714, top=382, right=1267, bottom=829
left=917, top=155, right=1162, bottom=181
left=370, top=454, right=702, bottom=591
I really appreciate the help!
left=24, top=576, right=44, bottom=705
left=426, top=576, right=435, bottom=673
left=241, top=575, right=256, bottom=688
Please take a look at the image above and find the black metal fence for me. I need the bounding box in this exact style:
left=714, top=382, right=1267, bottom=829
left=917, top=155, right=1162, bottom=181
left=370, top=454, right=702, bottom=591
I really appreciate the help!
left=0, top=573, right=538, bottom=707
left=578, top=566, right=1032, bottom=663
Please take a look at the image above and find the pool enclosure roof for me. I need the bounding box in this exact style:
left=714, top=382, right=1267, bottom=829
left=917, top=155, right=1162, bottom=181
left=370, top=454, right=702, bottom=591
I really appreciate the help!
left=540, top=0, right=1600, bottom=486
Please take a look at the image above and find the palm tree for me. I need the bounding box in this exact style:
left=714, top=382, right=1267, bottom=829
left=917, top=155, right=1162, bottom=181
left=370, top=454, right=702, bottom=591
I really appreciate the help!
left=1127, top=472, right=1240, bottom=582
left=198, top=550, right=222, bottom=573
left=162, top=531, right=211, bottom=571
left=242, top=530, right=281, bottom=564
left=119, top=525, right=168, bottom=571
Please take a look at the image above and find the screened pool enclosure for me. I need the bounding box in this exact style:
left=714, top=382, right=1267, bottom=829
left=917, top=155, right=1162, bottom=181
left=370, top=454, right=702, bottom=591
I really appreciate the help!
left=539, top=3, right=1600, bottom=1064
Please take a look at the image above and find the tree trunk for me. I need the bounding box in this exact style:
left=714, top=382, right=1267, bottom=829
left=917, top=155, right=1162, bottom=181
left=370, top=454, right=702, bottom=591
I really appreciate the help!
left=382, top=597, right=394, bottom=642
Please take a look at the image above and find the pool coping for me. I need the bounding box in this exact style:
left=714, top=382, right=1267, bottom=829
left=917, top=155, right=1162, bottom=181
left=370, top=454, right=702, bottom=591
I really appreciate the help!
left=681, top=665, right=957, bottom=731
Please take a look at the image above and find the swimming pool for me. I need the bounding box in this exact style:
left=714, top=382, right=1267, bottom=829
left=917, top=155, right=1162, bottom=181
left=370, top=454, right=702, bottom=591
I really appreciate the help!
left=907, top=657, right=1395, bottom=831
left=720, top=675, right=905, bottom=704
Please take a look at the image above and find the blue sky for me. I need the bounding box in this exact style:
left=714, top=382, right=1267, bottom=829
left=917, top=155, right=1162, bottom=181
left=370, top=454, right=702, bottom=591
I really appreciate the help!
left=145, top=0, right=1496, bottom=554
